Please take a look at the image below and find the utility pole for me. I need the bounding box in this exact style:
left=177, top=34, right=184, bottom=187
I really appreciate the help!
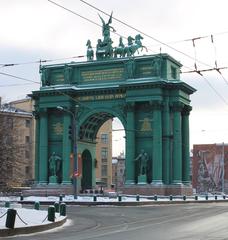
left=222, top=142, right=225, bottom=194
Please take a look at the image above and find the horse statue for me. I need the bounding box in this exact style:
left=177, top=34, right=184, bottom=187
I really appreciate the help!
left=124, top=34, right=148, bottom=57
left=96, top=38, right=113, bottom=60
left=114, top=37, right=125, bottom=58
left=135, top=34, right=148, bottom=52
left=86, top=39, right=94, bottom=61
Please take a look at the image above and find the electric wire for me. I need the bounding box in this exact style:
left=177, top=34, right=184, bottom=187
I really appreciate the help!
left=47, top=0, right=123, bottom=39
left=0, top=55, right=86, bottom=68
left=76, top=0, right=228, bottom=106
left=79, top=0, right=213, bottom=67
left=80, top=0, right=228, bottom=83
left=0, top=72, right=40, bottom=84
left=1, top=0, right=228, bottom=109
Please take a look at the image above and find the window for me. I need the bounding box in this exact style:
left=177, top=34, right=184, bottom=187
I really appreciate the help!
left=101, top=147, right=108, bottom=159
left=25, top=166, right=30, bottom=175
left=101, top=133, right=108, bottom=144
left=25, top=119, right=31, bottom=127
left=101, top=178, right=107, bottom=186
left=8, top=118, right=13, bottom=128
left=25, top=150, right=30, bottom=159
left=102, top=158, right=107, bottom=164
left=101, top=165, right=108, bottom=176
left=25, top=136, right=30, bottom=143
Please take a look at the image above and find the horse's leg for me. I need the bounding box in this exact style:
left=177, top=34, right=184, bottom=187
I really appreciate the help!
left=142, top=45, right=148, bottom=52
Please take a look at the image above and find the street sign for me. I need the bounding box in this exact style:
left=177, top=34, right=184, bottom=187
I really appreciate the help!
left=73, top=171, right=80, bottom=178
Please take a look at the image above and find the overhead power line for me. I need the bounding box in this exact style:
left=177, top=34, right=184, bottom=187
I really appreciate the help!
left=78, top=0, right=228, bottom=108
left=2, top=0, right=228, bottom=109
left=0, top=83, right=35, bottom=87
left=79, top=0, right=212, bottom=67
left=0, top=55, right=86, bottom=69
left=0, top=72, right=40, bottom=84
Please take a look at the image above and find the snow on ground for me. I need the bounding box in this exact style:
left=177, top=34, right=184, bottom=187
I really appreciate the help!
left=0, top=194, right=226, bottom=203
left=0, top=207, right=65, bottom=229
left=0, top=194, right=227, bottom=230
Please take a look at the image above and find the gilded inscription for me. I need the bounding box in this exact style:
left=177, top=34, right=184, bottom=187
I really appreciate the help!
left=81, top=68, right=124, bottom=82
left=75, top=93, right=125, bottom=101
left=139, top=65, right=153, bottom=76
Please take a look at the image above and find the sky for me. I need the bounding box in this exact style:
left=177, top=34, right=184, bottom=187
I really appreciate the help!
left=0, top=0, right=228, bottom=156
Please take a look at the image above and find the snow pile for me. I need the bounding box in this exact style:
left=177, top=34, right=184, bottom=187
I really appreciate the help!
left=0, top=207, right=65, bottom=229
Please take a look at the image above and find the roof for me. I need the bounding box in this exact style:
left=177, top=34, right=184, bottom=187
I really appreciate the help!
left=0, top=104, right=32, bottom=116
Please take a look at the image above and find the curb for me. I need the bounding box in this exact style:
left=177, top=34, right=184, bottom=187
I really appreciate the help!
left=17, top=199, right=228, bottom=206
left=0, top=216, right=67, bottom=237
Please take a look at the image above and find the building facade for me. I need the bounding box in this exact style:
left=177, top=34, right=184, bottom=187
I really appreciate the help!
left=95, top=119, right=112, bottom=188
left=192, top=143, right=228, bottom=194
left=0, top=100, right=34, bottom=190
left=112, top=154, right=125, bottom=191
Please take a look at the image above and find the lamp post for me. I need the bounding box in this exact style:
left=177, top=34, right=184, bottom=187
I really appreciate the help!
left=57, top=105, right=79, bottom=199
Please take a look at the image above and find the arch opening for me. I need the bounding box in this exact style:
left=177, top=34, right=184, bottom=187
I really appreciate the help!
left=79, top=112, right=126, bottom=191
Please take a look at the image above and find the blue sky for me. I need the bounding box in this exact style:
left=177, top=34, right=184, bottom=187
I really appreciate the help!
left=1, top=0, right=228, bottom=155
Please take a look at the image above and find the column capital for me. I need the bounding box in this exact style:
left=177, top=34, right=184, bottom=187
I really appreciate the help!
left=32, top=110, right=39, bottom=119
left=125, top=102, right=135, bottom=112
left=182, top=105, right=192, bottom=116
left=39, top=108, right=48, bottom=118
left=170, top=102, right=184, bottom=112
left=150, top=100, right=163, bottom=110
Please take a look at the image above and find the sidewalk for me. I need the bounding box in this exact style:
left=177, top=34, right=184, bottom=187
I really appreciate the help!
left=0, top=205, right=66, bottom=237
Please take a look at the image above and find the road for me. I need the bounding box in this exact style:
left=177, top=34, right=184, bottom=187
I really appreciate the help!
left=4, top=202, right=228, bottom=240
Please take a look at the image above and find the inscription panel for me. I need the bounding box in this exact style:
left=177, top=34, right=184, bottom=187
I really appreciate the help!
left=51, top=72, right=64, bottom=84
left=80, top=68, right=124, bottom=82
left=75, top=93, right=126, bottom=102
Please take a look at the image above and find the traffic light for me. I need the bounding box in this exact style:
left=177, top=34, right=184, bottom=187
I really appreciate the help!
left=68, top=125, right=73, bottom=139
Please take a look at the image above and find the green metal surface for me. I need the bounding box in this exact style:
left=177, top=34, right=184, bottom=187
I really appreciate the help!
left=31, top=54, right=195, bottom=191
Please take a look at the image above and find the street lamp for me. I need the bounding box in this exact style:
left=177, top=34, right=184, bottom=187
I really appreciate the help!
left=57, top=105, right=79, bottom=199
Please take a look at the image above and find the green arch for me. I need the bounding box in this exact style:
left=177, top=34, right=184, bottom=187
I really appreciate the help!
left=78, top=107, right=126, bottom=141
left=79, top=107, right=126, bottom=128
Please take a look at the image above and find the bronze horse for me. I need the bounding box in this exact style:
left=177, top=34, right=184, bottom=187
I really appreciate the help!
left=124, top=34, right=148, bottom=57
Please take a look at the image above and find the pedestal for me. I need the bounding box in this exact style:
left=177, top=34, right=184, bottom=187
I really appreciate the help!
left=120, top=184, right=193, bottom=196
left=49, top=175, right=58, bottom=184
left=138, top=175, right=147, bottom=184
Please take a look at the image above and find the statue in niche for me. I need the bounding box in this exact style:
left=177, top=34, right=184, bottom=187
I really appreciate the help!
left=135, top=149, right=149, bottom=176
left=49, top=152, right=62, bottom=177
left=64, top=64, right=73, bottom=83
left=86, top=39, right=94, bottom=61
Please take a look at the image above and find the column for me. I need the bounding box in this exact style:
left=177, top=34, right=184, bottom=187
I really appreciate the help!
left=172, top=102, right=183, bottom=184
left=162, top=98, right=170, bottom=184
left=39, top=109, right=48, bottom=184
left=34, top=111, right=40, bottom=183
left=125, top=103, right=135, bottom=185
left=182, top=105, right=192, bottom=184
left=62, top=113, right=72, bottom=184
left=152, top=101, right=163, bottom=184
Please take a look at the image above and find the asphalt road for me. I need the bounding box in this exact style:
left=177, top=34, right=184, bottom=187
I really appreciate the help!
left=4, top=202, right=228, bottom=240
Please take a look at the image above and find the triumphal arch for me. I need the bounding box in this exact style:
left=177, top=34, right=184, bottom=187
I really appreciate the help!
left=31, top=13, right=195, bottom=195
